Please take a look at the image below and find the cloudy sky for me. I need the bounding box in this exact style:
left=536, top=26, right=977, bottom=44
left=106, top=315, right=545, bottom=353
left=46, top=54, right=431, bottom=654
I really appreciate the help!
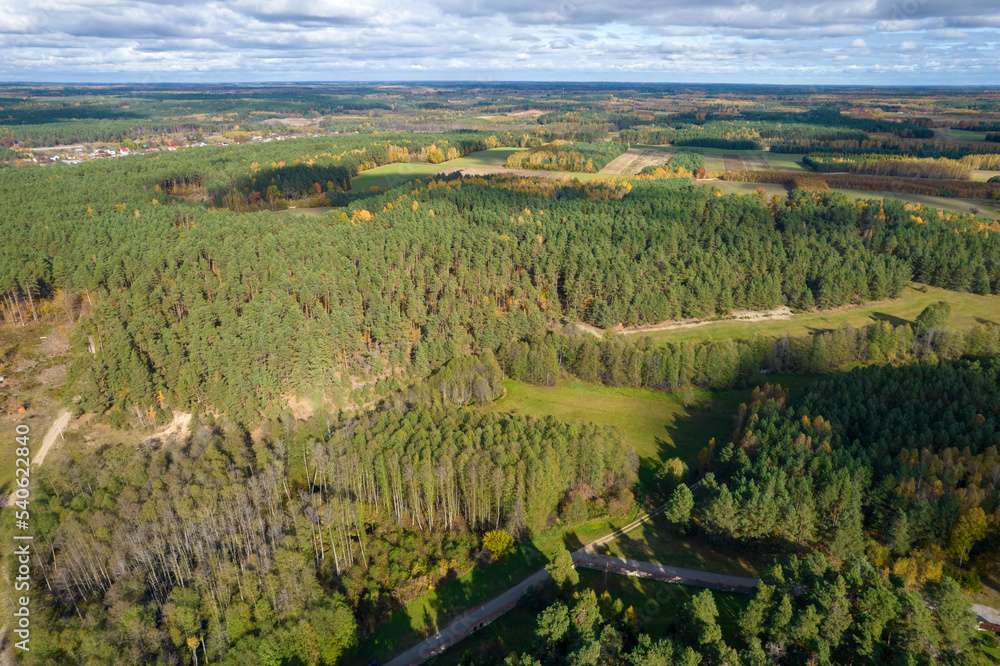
left=1, top=0, right=998, bottom=84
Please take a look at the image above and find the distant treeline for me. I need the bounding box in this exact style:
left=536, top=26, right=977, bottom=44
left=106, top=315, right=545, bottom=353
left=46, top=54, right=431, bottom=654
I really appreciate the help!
left=770, top=136, right=994, bottom=160
left=803, top=154, right=971, bottom=180
left=724, top=169, right=1000, bottom=200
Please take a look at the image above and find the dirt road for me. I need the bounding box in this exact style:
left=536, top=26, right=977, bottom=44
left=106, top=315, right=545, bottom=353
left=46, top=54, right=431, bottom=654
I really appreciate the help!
left=577, top=306, right=793, bottom=338
left=32, top=408, right=71, bottom=466
left=383, top=494, right=756, bottom=666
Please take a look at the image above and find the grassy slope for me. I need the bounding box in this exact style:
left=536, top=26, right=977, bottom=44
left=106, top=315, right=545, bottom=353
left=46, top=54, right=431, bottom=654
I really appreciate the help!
left=634, top=283, right=1000, bottom=346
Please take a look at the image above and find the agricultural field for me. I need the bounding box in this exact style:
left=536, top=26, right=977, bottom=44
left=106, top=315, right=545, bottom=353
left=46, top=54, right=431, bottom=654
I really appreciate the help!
left=695, top=180, right=789, bottom=197
left=633, top=144, right=807, bottom=173
left=350, top=147, right=525, bottom=190
left=598, top=147, right=674, bottom=175
left=972, top=170, right=1000, bottom=182
left=935, top=127, right=990, bottom=142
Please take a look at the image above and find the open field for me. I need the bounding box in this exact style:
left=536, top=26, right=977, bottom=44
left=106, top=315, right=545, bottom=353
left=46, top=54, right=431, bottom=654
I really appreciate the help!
left=972, top=170, right=1000, bottom=182
left=695, top=180, right=789, bottom=197
left=598, top=147, right=674, bottom=175
left=493, top=380, right=721, bottom=469
left=831, top=188, right=1000, bottom=220
left=492, top=374, right=821, bottom=484
left=282, top=205, right=333, bottom=217
left=936, top=128, right=989, bottom=142
left=635, top=283, right=1000, bottom=345
left=351, top=147, right=526, bottom=190
left=633, top=145, right=807, bottom=172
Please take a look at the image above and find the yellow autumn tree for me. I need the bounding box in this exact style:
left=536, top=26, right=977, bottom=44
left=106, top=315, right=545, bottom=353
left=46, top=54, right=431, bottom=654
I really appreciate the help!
left=483, top=529, right=514, bottom=561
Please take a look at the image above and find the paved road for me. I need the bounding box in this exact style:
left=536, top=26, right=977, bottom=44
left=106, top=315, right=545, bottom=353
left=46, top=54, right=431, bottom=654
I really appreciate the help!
left=973, top=603, right=1000, bottom=625
left=385, top=568, right=552, bottom=666
left=574, top=552, right=758, bottom=591
left=383, top=495, right=758, bottom=666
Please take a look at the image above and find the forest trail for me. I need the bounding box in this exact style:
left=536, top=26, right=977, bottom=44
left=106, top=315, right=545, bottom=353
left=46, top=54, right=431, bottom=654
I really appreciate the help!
left=576, top=305, right=793, bottom=338
left=384, top=500, right=757, bottom=666
left=33, top=408, right=71, bottom=466
left=2, top=409, right=71, bottom=509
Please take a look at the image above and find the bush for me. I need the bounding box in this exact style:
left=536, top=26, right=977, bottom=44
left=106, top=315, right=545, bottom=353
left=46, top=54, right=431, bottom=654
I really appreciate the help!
left=482, top=529, right=515, bottom=561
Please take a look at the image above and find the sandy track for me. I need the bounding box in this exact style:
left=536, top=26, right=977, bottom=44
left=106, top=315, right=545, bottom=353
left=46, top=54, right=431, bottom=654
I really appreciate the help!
left=577, top=306, right=793, bottom=338
left=32, top=409, right=71, bottom=466
left=2, top=409, right=71, bottom=508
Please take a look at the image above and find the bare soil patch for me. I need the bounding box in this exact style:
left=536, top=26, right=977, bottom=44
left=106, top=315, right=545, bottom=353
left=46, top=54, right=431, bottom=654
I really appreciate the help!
left=598, top=148, right=674, bottom=175
left=506, top=110, right=546, bottom=118
left=723, top=155, right=747, bottom=171
left=742, top=154, right=771, bottom=170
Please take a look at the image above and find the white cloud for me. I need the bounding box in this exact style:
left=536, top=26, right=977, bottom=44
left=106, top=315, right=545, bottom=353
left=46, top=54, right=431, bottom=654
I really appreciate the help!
left=0, top=0, right=997, bottom=83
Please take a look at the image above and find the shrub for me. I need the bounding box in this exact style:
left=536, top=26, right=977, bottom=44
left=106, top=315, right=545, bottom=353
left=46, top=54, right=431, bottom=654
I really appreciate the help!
left=482, top=529, right=514, bottom=561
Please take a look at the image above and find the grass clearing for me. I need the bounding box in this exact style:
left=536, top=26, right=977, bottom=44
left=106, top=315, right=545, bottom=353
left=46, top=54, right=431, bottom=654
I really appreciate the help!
left=351, top=148, right=525, bottom=191
left=493, top=380, right=723, bottom=471
left=281, top=205, right=333, bottom=217
left=637, top=283, right=1000, bottom=346
left=492, top=374, right=820, bottom=489
left=831, top=188, right=1000, bottom=220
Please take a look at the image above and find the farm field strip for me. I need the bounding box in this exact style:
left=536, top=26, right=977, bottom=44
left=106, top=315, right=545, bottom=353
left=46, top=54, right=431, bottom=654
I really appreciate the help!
left=598, top=147, right=674, bottom=175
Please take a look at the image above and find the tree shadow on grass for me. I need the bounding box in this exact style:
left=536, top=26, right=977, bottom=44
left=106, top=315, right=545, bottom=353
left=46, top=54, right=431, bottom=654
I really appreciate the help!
left=870, top=311, right=911, bottom=327
left=359, top=538, right=550, bottom=663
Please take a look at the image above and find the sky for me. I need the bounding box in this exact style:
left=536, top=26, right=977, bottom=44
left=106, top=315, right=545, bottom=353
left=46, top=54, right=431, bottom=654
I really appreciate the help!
left=0, top=0, right=998, bottom=84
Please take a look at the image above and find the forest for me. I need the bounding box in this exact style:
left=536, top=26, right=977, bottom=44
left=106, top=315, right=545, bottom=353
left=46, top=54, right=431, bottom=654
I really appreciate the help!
left=508, top=555, right=979, bottom=665
left=690, top=360, right=1000, bottom=592
left=3, top=132, right=1000, bottom=426
left=4, top=84, right=1000, bottom=665
left=15, top=374, right=637, bottom=665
